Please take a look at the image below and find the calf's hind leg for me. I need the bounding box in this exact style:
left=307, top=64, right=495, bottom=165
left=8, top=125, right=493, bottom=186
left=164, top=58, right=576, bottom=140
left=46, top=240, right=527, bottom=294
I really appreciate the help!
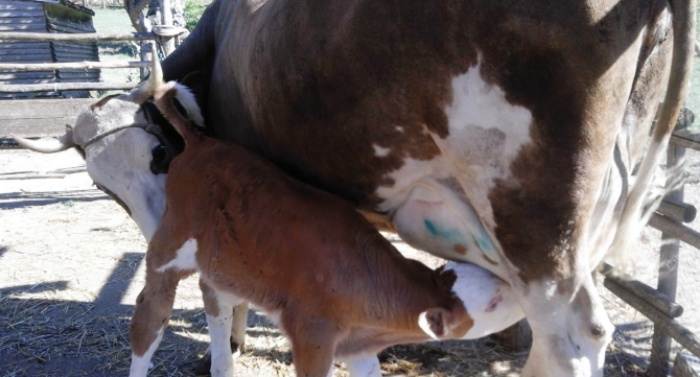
left=129, top=268, right=184, bottom=377
left=200, top=278, right=246, bottom=377
left=285, top=315, right=342, bottom=377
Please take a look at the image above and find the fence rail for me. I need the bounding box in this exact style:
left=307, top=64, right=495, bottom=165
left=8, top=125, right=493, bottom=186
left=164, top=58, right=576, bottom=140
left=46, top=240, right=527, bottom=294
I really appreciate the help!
left=0, top=30, right=185, bottom=94
left=0, top=31, right=162, bottom=42
left=604, top=114, right=700, bottom=377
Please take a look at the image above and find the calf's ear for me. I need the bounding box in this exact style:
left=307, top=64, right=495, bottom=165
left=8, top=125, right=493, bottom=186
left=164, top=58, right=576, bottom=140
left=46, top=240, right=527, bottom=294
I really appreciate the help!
left=419, top=308, right=450, bottom=339
left=419, top=306, right=474, bottom=340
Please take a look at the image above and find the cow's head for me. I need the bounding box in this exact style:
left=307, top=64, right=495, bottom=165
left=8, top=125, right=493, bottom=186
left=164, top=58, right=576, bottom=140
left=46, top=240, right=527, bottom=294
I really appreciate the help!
left=13, top=60, right=201, bottom=241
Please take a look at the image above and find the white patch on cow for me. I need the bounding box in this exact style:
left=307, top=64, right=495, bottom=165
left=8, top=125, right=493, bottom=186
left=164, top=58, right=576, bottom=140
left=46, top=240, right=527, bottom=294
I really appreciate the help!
left=82, top=113, right=166, bottom=241
left=341, top=354, right=381, bottom=377
left=129, top=328, right=164, bottom=377
left=395, top=126, right=404, bottom=133
left=443, top=262, right=523, bottom=339
left=156, top=238, right=198, bottom=272
left=373, top=56, right=533, bottom=280
left=372, top=144, right=391, bottom=157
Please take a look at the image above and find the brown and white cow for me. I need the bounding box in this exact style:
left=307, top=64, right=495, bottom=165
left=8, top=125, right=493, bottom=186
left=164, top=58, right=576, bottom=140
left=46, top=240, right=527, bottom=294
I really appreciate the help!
left=15, top=0, right=695, bottom=376
left=127, top=76, right=522, bottom=377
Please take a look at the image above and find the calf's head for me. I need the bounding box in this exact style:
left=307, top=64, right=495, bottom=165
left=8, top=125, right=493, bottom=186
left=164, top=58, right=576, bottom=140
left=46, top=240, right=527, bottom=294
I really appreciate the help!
left=420, top=262, right=522, bottom=340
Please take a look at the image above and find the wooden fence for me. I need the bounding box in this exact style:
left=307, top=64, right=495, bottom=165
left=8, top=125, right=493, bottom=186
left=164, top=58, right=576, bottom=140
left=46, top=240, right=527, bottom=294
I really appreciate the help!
left=1, top=27, right=699, bottom=377
left=603, top=116, right=700, bottom=377
left=0, top=29, right=184, bottom=143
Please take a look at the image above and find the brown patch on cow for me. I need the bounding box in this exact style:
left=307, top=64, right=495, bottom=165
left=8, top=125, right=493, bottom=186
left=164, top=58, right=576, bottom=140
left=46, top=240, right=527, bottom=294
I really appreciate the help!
left=204, top=1, right=483, bottom=207
left=480, top=1, right=667, bottom=283
left=453, top=244, right=468, bottom=255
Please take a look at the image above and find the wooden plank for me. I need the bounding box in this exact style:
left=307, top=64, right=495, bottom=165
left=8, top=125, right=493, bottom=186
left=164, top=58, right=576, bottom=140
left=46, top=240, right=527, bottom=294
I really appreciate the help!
left=649, top=214, right=700, bottom=249
left=600, top=264, right=684, bottom=318
left=0, top=81, right=135, bottom=92
left=0, top=32, right=163, bottom=42
left=604, top=278, right=700, bottom=359
left=673, top=353, right=700, bottom=377
left=657, top=200, right=697, bottom=223
left=0, top=98, right=96, bottom=137
left=0, top=61, right=149, bottom=70
left=671, top=129, right=700, bottom=151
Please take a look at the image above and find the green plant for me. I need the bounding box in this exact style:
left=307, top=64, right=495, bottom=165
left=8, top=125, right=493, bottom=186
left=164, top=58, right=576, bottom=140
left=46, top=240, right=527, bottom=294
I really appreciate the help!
left=184, top=0, right=212, bottom=31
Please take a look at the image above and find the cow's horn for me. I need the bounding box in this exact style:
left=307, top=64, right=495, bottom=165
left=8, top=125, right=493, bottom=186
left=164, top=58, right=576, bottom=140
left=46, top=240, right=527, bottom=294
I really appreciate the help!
left=127, top=43, right=163, bottom=104
left=12, top=129, right=75, bottom=153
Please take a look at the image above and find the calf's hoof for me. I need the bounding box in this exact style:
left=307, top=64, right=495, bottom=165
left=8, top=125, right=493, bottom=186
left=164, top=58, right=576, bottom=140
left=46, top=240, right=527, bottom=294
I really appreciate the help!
left=188, top=340, right=241, bottom=376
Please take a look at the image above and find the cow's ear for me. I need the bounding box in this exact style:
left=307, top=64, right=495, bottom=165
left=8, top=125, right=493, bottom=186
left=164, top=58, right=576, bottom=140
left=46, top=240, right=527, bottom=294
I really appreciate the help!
left=418, top=307, right=449, bottom=339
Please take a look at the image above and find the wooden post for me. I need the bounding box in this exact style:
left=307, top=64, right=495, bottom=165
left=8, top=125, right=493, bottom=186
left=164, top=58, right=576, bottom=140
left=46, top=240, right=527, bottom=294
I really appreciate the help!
left=161, top=0, right=175, bottom=55
left=648, top=139, right=686, bottom=377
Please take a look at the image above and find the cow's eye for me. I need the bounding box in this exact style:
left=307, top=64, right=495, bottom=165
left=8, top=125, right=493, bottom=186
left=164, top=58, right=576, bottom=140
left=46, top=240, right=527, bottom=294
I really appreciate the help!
left=150, top=145, right=171, bottom=175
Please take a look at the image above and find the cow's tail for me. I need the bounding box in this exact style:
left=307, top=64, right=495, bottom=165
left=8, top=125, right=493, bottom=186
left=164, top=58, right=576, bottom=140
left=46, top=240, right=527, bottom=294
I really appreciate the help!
left=607, top=0, right=695, bottom=272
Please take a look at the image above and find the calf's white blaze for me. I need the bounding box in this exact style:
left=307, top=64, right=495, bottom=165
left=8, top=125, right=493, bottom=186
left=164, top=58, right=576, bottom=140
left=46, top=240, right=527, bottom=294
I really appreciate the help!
left=156, top=238, right=199, bottom=272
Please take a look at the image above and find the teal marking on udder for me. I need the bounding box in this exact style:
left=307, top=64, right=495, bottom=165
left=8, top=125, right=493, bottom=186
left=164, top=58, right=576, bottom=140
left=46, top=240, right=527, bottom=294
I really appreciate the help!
left=423, top=219, right=464, bottom=243
left=424, top=219, right=439, bottom=235
left=477, top=236, right=493, bottom=251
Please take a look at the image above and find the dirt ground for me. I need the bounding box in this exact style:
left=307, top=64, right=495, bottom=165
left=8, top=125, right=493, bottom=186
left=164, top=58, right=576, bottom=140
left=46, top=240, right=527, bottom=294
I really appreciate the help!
left=0, top=147, right=699, bottom=377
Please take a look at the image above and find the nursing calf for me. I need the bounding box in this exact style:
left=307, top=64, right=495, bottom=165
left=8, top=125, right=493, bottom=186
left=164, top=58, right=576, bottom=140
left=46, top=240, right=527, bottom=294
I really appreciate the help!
left=129, top=81, right=521, bottom=377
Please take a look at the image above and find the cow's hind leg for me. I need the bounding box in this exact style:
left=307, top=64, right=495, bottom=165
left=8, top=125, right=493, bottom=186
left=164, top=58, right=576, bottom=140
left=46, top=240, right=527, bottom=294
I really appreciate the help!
left=200, top=278, right=246, bottom=377
left=129, top=268, right=183, bottom=377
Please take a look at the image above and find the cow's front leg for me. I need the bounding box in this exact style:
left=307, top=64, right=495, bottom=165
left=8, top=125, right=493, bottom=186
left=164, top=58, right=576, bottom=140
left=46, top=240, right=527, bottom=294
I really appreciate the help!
left=200, top=278, right=246, bottom=377
left=514, top=271, right=613, bottom=377
left=129, top=268, right=182, bottom=377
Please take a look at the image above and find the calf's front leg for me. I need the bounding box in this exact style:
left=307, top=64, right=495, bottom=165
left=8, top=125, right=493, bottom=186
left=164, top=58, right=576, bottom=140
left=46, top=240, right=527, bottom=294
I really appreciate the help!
left=129, top=268, right=183, bottom=377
